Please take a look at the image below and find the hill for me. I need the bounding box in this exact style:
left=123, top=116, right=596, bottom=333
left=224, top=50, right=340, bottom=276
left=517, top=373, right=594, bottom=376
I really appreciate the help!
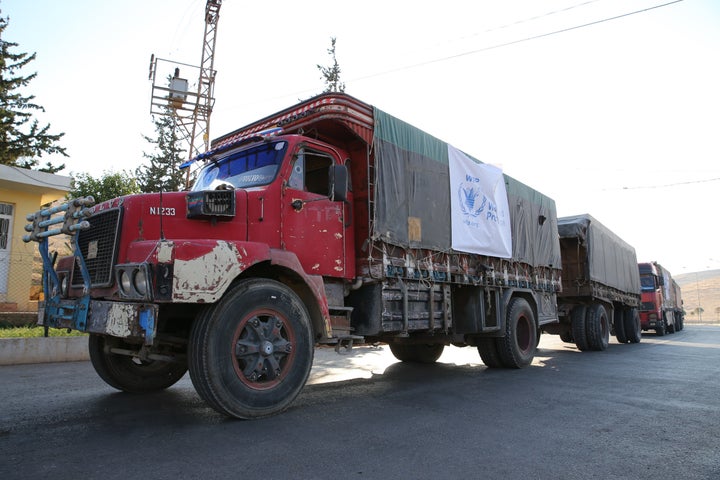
left=674, top=269, right=720, bottom=323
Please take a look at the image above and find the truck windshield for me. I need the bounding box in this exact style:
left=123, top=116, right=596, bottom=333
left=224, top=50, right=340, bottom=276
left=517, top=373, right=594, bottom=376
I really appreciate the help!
left=640, top=275, right=655, bottom=291
left=192, top=141, right=288, bottom=191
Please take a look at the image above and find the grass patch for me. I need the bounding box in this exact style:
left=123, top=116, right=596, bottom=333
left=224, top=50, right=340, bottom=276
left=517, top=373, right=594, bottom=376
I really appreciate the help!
left=0, top=326, right=87, bottom=338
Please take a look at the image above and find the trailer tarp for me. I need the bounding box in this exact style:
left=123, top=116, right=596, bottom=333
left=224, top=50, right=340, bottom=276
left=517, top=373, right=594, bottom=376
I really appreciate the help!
left=373, top=107, right=561, bottom=268
left=557, top=214, right=640, bottom=293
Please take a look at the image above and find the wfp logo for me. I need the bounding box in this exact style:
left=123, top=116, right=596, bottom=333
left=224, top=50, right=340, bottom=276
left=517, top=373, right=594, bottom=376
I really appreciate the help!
left=458, top=184, right=487, bottom=217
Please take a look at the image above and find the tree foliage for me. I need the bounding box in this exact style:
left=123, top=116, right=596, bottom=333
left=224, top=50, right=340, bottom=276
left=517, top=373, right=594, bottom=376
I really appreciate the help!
left=317, top=37, right=345, bottom=93
left=69, top=170, right=140, bottom=204
left=136, top=112, right=186, bottom=192
left=0, top=14, right=66, bottom=172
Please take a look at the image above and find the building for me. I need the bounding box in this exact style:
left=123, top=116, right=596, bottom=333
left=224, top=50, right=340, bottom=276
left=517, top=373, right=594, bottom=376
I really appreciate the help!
left=0, top=164, right=71, bottom=312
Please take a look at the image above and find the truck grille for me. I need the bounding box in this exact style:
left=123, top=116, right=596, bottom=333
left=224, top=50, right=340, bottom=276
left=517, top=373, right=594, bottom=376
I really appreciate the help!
left=72, top=208, right=122, bottom=288
left=641, top=302, right=655, bottom=312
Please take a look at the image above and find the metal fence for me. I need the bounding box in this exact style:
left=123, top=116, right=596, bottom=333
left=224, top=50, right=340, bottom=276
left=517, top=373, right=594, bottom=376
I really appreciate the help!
left=0, top=251, right=43, bottom=309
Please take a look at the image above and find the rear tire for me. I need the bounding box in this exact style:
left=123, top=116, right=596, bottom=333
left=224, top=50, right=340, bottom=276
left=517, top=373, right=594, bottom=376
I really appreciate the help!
left=559, top=331, right=574, bottom=344
left=188, top=279, right=314, bottom=419
left=477, top=337, right=504, bottom=368
left=88, top=335, right=188, bottom=393
left=666, top=313, right=676, bottom=334
left=656, top=319, right=666, bottom=336
left=624, top=308, right=642, bottom=344
left=676, top=313, right=684, bottom=331
left=495, top=297, right=537, bottom=368
left=586, top=304, right=610, bottom=351
left=571, top=305, right=589, bottom=351
left=389, top=343, right=445, bottom=363
left=614, top=308, right=628, bottom=344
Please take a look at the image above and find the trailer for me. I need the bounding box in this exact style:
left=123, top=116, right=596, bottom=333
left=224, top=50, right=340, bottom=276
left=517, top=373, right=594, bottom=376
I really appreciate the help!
left=25, top=93, right=566, bottom=418
left=543, top=214, right=642, bottom=350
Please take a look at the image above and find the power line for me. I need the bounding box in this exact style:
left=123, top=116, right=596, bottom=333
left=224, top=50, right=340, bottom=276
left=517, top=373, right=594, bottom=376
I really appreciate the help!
left=600, top=175, right=720, bottom=191
left=392, top=0, right=605, bottom=62
left=351, top=0, right=685, bottom=83
left=221, top=0, right=685, bottom=113
left=619, top=176, right=720, bottom=190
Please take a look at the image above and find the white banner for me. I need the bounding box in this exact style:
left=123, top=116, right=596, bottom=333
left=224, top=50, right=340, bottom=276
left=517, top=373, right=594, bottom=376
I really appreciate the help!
left=448, top=145, right=512, bottom=258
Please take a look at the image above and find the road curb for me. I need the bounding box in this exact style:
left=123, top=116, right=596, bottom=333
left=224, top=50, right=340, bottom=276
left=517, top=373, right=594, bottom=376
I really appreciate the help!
left=0, top=337, right=89, bottom=366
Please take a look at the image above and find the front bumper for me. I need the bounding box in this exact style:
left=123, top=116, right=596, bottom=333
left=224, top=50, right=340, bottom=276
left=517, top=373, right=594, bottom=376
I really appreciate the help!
left=39, top=299, right=158, bottom=345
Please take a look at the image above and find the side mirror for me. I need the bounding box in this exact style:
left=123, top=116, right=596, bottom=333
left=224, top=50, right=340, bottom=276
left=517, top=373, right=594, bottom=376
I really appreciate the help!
left=328, top=164, right=349, bottom=203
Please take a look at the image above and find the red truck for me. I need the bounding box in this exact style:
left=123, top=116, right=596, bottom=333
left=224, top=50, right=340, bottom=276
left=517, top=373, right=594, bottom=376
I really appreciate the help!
left=638, top=261, right=684, bottom=335
left=25, top=93, right=566, bottom=418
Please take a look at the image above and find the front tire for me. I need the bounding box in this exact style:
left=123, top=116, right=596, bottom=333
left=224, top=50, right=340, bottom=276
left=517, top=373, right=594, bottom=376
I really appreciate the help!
left=88, top=335, right=188, bottom=392
left=188, top=279, right=314, bottom=419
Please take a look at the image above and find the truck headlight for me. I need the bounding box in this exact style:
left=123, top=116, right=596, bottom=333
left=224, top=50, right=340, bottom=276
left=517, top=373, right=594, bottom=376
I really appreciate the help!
left=116, top=264, right=152, bottom=300
left=120, top=270, right=132, bottom=294
left=133, top=269, right=148, bottom=296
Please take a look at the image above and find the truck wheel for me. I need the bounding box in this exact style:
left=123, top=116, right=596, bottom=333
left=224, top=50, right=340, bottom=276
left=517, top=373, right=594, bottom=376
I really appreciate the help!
left=188, top=279, right=314, bottom=419
left=586, top=304, right=610, bottom=351
left=495, top=297, right=536, bottom=368
left=614, top=308, right=628, bottom=344
left=571, top=305, right=589, bottom=351
left=664, top=313, right=674, bottom=334
left=88, top=335, right=188, bottom=392
left=389, top=343, right=444, bottom=363
left=477, top=337, right=504, bottom=368
left=656, top=319, right=666, bottom=336
left=624, top=308, right=642, bottom=344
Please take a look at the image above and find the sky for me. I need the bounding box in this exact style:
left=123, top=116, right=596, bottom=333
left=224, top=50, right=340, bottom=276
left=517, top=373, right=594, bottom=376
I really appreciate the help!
left=3, top=0, right=719, bottom=275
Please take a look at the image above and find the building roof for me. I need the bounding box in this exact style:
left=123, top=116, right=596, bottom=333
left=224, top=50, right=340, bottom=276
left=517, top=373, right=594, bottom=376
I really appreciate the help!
left=0, top=164, right=71, bottom=198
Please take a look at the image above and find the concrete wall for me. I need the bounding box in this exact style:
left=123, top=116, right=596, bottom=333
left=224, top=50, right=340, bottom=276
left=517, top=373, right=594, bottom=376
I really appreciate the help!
left=0, top=336, right=89, bottom=366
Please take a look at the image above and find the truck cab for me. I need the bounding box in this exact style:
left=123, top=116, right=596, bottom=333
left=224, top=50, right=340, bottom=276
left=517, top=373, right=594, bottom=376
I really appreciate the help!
left=638, top=261, right=676, bottom=335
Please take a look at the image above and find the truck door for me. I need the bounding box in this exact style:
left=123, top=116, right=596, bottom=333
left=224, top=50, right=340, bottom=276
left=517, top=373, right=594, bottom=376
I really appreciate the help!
left=281, top=146, right=350, bottom=278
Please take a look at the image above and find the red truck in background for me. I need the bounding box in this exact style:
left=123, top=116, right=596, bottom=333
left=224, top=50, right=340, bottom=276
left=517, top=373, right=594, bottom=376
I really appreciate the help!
left=638, top=261, right=684, bottom=335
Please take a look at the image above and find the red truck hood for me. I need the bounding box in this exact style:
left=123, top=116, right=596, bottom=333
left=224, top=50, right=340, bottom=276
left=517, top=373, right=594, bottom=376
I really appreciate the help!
left=92, top=190, right=248, bottom=249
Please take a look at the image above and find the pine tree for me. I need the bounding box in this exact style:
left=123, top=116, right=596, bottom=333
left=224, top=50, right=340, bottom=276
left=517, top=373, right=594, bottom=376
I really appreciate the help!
left=317, top=37, right=345, bottom=93
left=136, top=112, right=187, bottom=192
left=0, top=14, right=67, bottom=172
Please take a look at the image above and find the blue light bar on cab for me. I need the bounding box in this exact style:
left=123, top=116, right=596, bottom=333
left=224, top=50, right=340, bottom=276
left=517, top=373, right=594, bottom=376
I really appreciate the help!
left=179, top=127, right=284, bottom=170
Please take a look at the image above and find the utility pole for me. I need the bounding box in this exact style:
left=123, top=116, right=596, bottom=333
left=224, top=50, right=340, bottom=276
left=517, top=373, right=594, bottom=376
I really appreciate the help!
left=148, top=0, right=222, bottom=186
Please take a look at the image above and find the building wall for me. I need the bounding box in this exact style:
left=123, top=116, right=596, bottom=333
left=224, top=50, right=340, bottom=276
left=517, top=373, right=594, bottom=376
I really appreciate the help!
left=0, top=187, right=67, bottom=311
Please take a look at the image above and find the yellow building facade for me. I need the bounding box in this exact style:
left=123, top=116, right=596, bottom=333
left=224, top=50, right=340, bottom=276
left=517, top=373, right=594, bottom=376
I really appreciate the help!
left=0, top=164, right=70, bottom=312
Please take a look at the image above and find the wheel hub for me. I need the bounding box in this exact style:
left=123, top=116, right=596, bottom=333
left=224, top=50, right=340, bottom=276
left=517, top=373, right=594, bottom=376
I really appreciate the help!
left=261, top=340, right=274, bottom=356
left=232, top=311, right=296, bottom=389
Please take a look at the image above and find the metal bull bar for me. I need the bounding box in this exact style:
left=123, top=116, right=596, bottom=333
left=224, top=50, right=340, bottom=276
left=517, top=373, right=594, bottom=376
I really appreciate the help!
left=23, top=196, right=95, bottom=331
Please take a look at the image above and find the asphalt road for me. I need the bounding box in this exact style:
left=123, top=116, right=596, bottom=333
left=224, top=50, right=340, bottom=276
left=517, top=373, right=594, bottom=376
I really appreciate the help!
left=1, top=327, right=719, bottom=480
